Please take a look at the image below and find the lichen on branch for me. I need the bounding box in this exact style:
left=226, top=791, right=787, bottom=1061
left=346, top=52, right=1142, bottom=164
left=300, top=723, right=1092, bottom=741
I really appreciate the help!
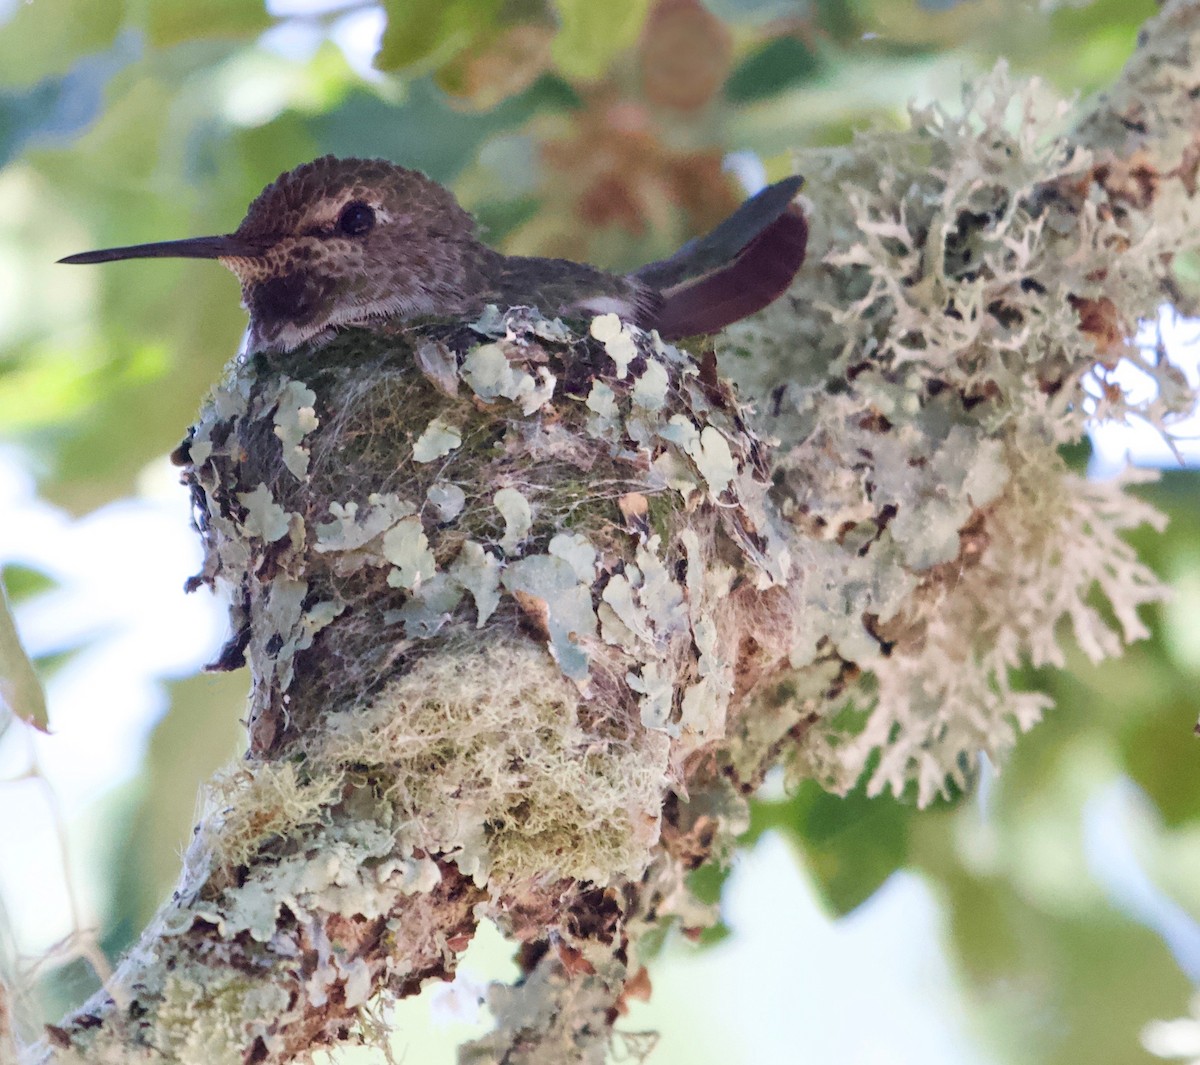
left=723, top=58, right=1191, bottom=803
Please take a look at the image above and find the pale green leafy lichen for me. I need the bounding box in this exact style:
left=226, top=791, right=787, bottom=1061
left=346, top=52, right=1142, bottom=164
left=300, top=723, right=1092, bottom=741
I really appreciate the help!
left=236, top=484, right=290, bottom=543
left=502, top=555, right=596, bottom=680
left=585, top=379, right=618, bottom=420
left=590, top=312, right=638, bottom=379
left=631, top=358, right=669, bottom=410
left=412, top=416, right=462, bottom=463
left=395, top=572, right=465, bottom=637
left=548, top=531, right=597, bottom=583
left=450, top=540, right=502, bottom=626
left=315, top=494, right=417, bottom=552
left=382, top=516, right=436, bottom=590
left=493, top=487, right=532, bottom=554
left=427, top=482, right=466, bottom=521
left=271, top=379, right=319, bottom=480
left=462, top=342, right=554, bottom=412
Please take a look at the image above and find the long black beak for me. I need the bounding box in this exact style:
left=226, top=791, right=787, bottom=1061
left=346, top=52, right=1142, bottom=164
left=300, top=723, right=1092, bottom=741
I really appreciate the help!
left=58, top=234, right=263, bottom=265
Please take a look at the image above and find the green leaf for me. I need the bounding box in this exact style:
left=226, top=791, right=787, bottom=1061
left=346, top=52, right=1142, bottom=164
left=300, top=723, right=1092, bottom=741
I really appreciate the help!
left=31, top=272, right=245, bottom=511
left=811, top=0, right=865, bottom=44
left=549, top=0, right=652, bottom=81
left=704, top=0, right=813, bottom=25
left=922, top=844, right=1191, bottom=1065
left=309, top=78, right=567, bottom=183
left=750, top=781, right=911, bottom=915
left=686, top=861, right=733, bottom=947
left=1040, top=0, right=1158, bottom=91
left=472, top=195, right=542, bottom=244
left=1122, top=704, right=1200, bottom=826
left=377, top=0, right=506, bottom=73
left=0, top=1, right=124, bottom=87
left=140, top=0, right=274, bottom=47
left=0, top=578, right=48, bottom=733
left=0, top=40, right=130, bottom=168
left=725, top=36, right=824, bottom=103
left=1171, top=249, right=1200, bottom=306
left=0, top=564, right=55, bottom=603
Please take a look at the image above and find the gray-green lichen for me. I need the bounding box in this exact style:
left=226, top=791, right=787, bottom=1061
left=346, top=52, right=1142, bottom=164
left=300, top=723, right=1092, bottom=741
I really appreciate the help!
left=460, top=949, right=630, bottom=1065
left=721, top=64, right=1185, bottom=803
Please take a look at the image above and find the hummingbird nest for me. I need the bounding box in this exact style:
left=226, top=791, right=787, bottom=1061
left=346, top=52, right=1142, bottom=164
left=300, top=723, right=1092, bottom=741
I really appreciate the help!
left=180, top=307, right=794, bottom=891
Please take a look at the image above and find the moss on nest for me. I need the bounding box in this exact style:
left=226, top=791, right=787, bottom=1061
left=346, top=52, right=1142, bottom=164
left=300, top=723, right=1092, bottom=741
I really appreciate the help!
left=305, top=637, right=670, bottom=884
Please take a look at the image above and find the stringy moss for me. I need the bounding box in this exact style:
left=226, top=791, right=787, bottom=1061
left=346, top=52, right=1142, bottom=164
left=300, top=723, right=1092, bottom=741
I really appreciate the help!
left=304, top=638, right=670, bottom=885
left=201, top=762, right=341, bottom=876
left=155, top=974, right=291, bottom=1065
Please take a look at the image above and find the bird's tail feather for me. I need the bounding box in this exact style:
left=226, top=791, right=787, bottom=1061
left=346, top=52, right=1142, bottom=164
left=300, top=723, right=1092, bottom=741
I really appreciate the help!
left=634, top=175, right=807, bottom=340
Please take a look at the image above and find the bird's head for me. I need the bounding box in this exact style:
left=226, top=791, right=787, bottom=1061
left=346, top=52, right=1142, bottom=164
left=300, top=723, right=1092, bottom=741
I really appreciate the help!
left=60, top=156, right=480, bottom=352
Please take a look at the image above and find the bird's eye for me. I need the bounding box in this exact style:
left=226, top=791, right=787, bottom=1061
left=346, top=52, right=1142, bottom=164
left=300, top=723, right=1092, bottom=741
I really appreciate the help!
left=337, top=201, right=375, bottom=237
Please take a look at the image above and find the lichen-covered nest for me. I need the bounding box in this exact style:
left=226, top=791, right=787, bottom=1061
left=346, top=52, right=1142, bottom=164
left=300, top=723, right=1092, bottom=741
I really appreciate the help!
left=180, top=307, right=794, bottom=889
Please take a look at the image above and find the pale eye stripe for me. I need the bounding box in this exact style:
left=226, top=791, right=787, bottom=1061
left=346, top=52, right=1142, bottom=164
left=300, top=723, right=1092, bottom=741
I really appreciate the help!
left=301, top=201, right=389, bottom=234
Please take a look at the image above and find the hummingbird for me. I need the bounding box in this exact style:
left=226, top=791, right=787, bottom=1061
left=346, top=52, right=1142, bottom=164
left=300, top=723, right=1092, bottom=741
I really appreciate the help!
left=60, top=155, right=807, bottom=354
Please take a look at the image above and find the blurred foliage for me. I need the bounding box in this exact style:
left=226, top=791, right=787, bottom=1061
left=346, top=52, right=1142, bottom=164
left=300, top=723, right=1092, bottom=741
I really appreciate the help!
left=0, top=574, right=47, bottom=732
left=102, top=670, right=248, bottom=942
left=1, top=1, right=1197, bottom=1063
left=748, top=778, right=914, bottom=916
